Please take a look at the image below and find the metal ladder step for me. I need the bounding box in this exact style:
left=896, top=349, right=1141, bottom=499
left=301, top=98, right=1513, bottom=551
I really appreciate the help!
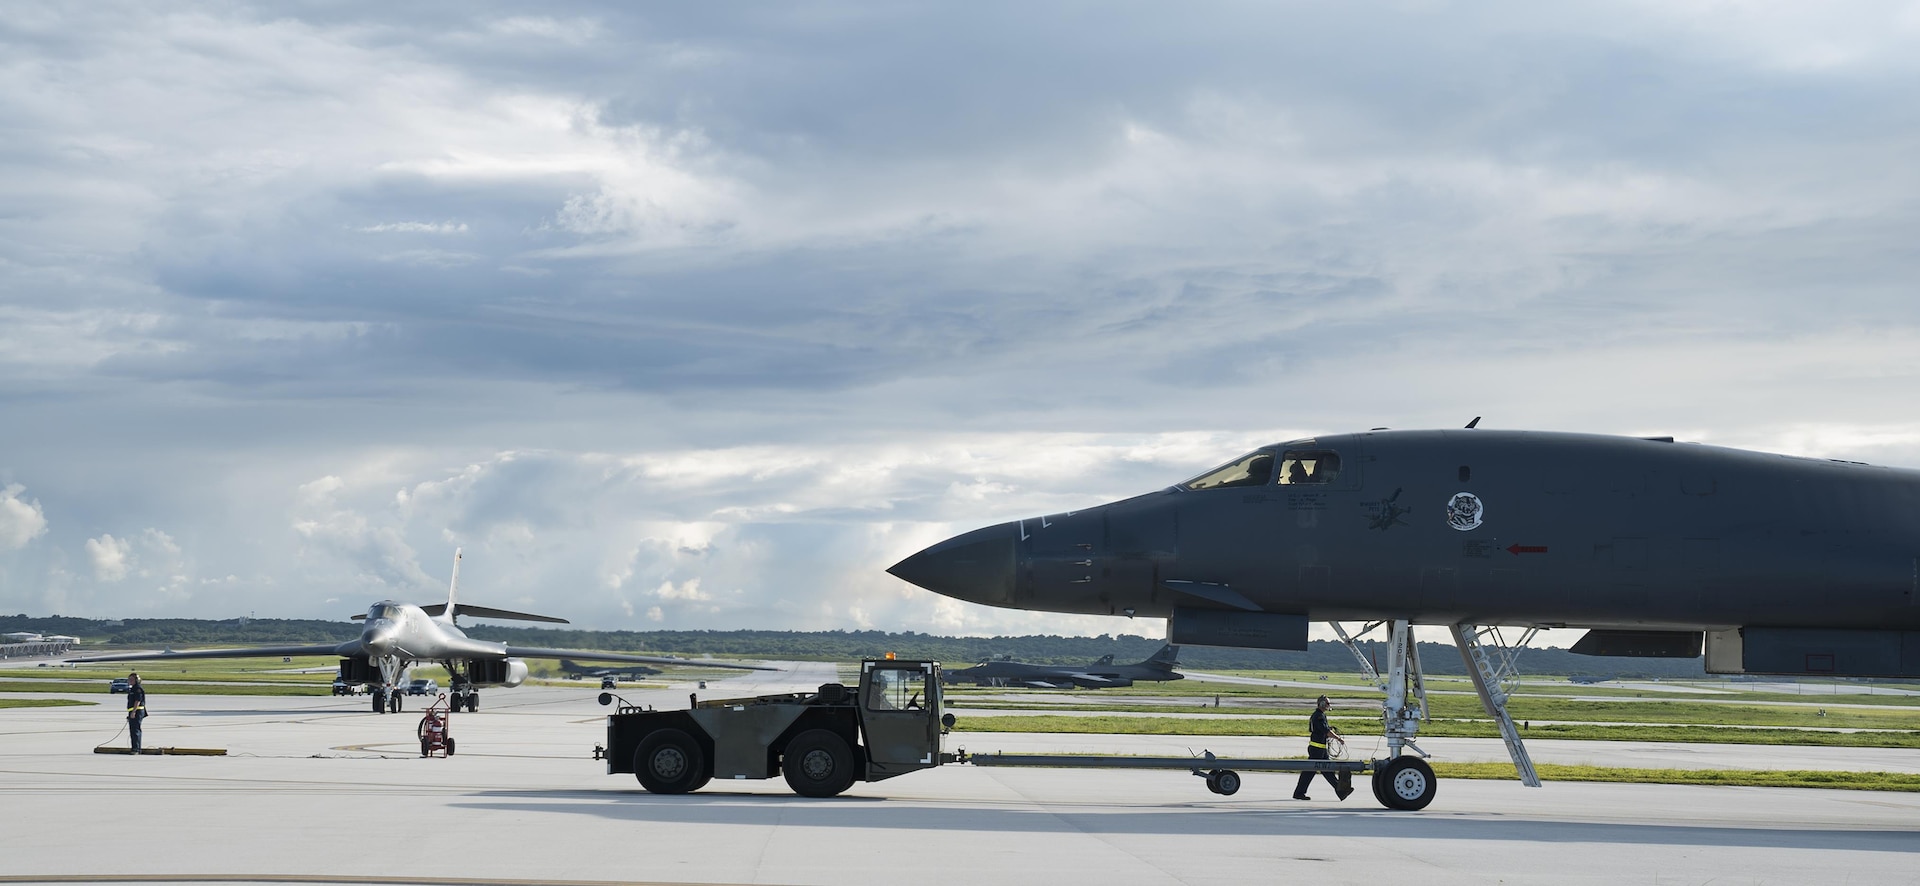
left=1450, top=623, right=1541, bottom=787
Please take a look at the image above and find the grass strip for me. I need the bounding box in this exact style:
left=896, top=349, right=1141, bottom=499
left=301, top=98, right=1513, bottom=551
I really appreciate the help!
left=25, top=657, right=346, bottom=684
left=951, top=714, right=1920, bottom=748
left=952, top=694, right=1920, bottom=730
left=1041, top=676, right=1920, bottom=708
left=0, top=681, right=328, bottom=697
left=1436, top=762, right=1920, bottom=792
left=0, top=698, right=95, bottom=709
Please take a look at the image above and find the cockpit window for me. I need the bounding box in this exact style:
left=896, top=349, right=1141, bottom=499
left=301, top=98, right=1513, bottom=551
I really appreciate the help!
left=1182, top=448, right=1277, bottom=491
left=369, top=603, right=402, bottom=621
left=1277, top=450, right=1341, bottom=485
left=865, top=667, right=929, bottom=711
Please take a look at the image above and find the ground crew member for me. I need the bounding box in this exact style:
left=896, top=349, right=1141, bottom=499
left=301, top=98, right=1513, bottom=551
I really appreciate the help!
left=126, top=672, right=147, bottom=754
left=1294, top=695, right=1352, bottom=801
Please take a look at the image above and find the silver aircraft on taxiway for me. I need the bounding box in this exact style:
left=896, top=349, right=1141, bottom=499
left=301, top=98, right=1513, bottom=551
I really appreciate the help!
left=72, top=549, right=767, bottom=713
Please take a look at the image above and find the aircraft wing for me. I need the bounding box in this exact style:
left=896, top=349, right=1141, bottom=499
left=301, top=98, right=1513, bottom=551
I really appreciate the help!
left=421, top=603, right=570, bottom=624
left=68, top=642, right=359, bottom=663
left=1064, top=672, right=1115, bottom=685
left=500, top=646, right=773, bottom=671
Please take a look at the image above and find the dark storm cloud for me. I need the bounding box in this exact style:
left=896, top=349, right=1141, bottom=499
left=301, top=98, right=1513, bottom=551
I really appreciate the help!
left=2, top=2, right=1919, bottom=631
left=15, top=2, right=1912, bottom=401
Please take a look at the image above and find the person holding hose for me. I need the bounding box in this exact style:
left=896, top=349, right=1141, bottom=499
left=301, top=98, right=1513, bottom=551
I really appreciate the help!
left=126, top=672, right=147, bottom=753
left=1294, top=695, right=1352, bottom=801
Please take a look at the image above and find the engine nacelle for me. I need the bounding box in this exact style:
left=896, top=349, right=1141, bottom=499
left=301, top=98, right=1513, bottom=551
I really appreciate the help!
left=466, top=657, right=528, bottom=688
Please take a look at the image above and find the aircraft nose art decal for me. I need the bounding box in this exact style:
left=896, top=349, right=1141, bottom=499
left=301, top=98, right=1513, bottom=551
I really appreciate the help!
left=1446, top=492, right=1485, bottom=531
left=1363, top=487, right=1410, bottom=531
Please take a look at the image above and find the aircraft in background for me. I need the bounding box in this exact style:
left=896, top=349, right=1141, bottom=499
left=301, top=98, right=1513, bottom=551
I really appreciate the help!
left=1567, top=674, right=1615, bottom=685
left=943, top=644, right=1182, bottom=688
left=889, top=425, right=1920, bottom=802
left=560, top=659, right=662, bottom=681
left=71, top=549, right=766, bottom=713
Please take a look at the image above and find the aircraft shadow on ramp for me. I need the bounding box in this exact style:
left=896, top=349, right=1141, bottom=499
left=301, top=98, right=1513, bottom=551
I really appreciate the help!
left=453, top=790, right=1918, bottom=852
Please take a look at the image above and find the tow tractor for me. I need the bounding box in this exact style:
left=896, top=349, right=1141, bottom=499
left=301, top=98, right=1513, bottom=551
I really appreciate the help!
left=593, top=653, right=1443, bottom=809
left=417, top=693, right=455, bottom=758
left=597, top=657, right=953, bottom=797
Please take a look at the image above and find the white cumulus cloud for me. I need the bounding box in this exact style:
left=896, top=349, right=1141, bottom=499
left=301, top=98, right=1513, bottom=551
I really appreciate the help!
left=0, top=484, right=48, bottom=550
left=355, top=221, right=470, bottom=234
left=87, top=533, right=133, bottom=582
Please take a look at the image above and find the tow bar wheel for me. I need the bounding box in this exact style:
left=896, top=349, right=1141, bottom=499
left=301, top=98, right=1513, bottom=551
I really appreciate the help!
left=1203, top=769, right=1242, bottom=796
left=1378, top=757, right=1437, bottom=810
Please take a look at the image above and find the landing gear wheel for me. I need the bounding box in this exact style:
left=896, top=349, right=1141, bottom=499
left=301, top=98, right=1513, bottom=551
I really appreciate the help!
left=390, top=693, right=402, bottom=713
left=1212, top=769, right=1241, bottom=796
left=467, top=694, right=478, bottom=713
left=372, top=692, right=385, bottom=714
left=444, top=737, right=454, bottom=756
left=1378, top=757, right=1437, bottom=810
left=634, top=728, right=706, bottom=794
left=1203, top=771, right=1222, bottom=794
left=782, top=729, right=855, bottom=798
left=1370, top=765, right=1390, bottom=806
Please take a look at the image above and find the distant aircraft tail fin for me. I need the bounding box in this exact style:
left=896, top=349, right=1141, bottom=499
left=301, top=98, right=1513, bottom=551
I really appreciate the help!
left=1092, top=653, right=1116, bottom=666
left=420, top=548, right=570, bottom=625
left=1142, top=643, right=1180, bottom=671
left=440, top=548, right=463, bottom=623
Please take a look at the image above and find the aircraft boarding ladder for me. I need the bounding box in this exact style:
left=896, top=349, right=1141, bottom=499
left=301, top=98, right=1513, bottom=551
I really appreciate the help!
left=1450, top=624, right=1541, bottom=787
left=1332, top=620, right=1542, bottom=789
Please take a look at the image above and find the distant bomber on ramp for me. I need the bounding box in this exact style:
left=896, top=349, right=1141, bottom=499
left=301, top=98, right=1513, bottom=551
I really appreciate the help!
left=890, top=426, right=1920, bottom=805
left=73, top=549, right=766, bottom=713
left=944, top=644, right=1182, bottom=688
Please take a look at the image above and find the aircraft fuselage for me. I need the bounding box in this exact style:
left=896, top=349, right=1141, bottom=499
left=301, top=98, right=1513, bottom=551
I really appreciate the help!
left=891, top=429, right=1920, bottom=639
left=360, top=601, right=507, bottom=664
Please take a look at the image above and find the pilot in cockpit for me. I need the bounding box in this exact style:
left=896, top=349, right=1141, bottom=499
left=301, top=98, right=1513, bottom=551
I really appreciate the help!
left=1285, top=459, right=1310, bottom=484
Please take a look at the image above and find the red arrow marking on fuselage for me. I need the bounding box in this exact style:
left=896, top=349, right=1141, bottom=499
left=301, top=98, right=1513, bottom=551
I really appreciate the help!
left=1507, top=544, right=1549, bottom=555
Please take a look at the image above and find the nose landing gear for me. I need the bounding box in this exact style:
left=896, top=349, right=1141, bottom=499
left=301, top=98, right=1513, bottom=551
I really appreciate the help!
left=1329, top=617, right=1543, bottom=810
left=369, top=687, right=402, bottom=713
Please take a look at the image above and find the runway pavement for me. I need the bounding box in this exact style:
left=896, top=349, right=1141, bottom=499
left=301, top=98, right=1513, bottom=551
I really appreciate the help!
left=4, top=663, right=1918, bottom=885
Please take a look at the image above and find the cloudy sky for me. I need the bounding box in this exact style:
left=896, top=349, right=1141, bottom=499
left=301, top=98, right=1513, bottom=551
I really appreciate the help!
left=2, top=2, right=1918, bottom=637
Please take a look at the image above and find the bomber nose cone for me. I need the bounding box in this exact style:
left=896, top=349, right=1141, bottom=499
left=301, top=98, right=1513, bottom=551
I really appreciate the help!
left=888, top=521, right=1019, bottom=606
left=362, top=623, right=397, bottom=656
